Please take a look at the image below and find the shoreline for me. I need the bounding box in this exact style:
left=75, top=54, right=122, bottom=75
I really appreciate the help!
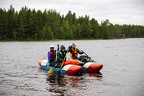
left=0, top=37, right=144, bottom=42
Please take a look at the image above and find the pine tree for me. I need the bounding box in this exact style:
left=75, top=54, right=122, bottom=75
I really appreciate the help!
left=18, top=6, right=29, bottom=39
left=75, top=23, right=81, bottom=39
left=77, top=15, right=93, bottom=38
left=12, top=30, right=17, bottom=40
left=0, top=5, right=144, bottom=41
left=101, top=19, right=111, bottom=39
left=61, top=20, right=73, bottom=39
left=90, top=18, right=99, bottom=39
left=46, top=27, right=54, bottom=40
left=28, top=18, right=35, bottom=39
left=0, top=8, right=7, bottom=40
left=7, top=5, right=16, bottom=39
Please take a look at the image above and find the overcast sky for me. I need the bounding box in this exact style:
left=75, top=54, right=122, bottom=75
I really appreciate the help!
left=1, top=0, right=144, bottom=25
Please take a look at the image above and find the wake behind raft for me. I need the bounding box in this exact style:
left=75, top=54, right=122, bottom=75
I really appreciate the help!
left=38, top=55, right=103, bottom=75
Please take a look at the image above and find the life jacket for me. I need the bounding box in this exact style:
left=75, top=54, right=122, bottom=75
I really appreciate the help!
left=70, top=48, right=78, bottom=57
left=49, top=51, right=56, bottom=60
left=56, top=51, right=66, bottom=61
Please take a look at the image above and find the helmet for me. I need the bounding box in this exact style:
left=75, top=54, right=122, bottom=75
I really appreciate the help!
left=50, top=45, right=54, bottom=48
left=60, top=45, right=65, bottom=49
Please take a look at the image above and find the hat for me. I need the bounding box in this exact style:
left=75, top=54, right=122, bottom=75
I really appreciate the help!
left=60, top=45, right=65, bottom=49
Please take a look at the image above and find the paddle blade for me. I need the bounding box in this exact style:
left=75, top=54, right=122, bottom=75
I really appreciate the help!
left=48, top=68, right=54, bottom=75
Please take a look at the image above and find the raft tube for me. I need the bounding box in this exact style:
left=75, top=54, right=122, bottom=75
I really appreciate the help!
left=38, top=60, right=82, bottom=75
left=82, top=62, right=103, bottom=72
left=64, top=59, right=103, bottom=72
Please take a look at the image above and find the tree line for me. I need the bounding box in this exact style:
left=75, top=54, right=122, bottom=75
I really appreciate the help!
left=0, top=5, right=144, bottom=41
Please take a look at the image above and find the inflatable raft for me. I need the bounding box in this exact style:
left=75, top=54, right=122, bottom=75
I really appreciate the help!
left=38, top=60, right=82, bottom=75
left=63, top=57, right=103, bottom=72
left=38, top=58, right=103, bottom=74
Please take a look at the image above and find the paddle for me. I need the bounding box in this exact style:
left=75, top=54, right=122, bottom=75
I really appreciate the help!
left=48, top=67, right=54, bottom=75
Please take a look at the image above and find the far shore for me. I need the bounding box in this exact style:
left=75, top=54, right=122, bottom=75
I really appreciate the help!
left=0, top=38, right=128, bottom=42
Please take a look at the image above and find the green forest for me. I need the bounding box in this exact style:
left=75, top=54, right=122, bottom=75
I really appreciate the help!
left=0, top=5, right=144, bottom=41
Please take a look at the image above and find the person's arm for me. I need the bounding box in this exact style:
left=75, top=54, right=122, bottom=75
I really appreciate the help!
left=65, top=50, right=68, bottom=53
left=78, top=49, right=84, bottom=54
left=48, top=52, right=52, bottom=60
left=57, top=44, right=60, bottom=51
left=68, top=46, right=72, bottom=53
left=54, top=45, right=59, bottom=53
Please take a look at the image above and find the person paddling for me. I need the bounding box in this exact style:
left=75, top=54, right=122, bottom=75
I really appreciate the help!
left=68, top=43, right=84, bottom=60
left=55, top=45, right=67, bottom=68
left=48, top=45, right=59, bottom=67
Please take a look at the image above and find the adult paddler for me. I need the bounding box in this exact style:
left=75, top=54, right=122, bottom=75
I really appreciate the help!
left=68, top=43, right=84, bottom=60
left=55, top=45, right=67, bottom=68
left=48, top=45, right=59, bottom=67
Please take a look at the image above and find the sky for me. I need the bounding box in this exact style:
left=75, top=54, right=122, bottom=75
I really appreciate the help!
left=0, top=0, right=144, bottom=25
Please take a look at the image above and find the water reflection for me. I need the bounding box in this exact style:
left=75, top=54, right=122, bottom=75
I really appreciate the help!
left=46, top=72, right=103, bottom=95
left=46, top=75, right=66, bottom=94
left=87, top=72, right=103, bottom=81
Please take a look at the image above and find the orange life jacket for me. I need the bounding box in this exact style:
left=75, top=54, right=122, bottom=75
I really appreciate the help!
left=70, top=48, right=78, bottom=57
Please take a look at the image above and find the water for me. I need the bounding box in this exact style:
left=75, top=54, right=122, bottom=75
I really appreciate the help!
left=0, top=38, right=144, bottom=96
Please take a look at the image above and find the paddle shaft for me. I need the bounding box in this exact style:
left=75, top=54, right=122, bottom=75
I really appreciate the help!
left=76, top=46, right=89, bottom=57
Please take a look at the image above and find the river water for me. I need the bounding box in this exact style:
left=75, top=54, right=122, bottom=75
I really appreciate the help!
left=0, top=38, right=144, bottom=96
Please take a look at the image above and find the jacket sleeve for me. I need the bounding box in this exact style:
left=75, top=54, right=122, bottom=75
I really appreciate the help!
left=78, top=49, right=83, bottom=54
left=67, top=46, right=72, bottom=52
left=65, top=50, right=68, bottom=53
left=57, top=46, right=59, bottom=51
left=48, top=52, right=52, bottom=60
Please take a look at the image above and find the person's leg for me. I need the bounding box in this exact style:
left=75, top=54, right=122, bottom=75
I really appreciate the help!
left=49, top=61, right=54, bottom=67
